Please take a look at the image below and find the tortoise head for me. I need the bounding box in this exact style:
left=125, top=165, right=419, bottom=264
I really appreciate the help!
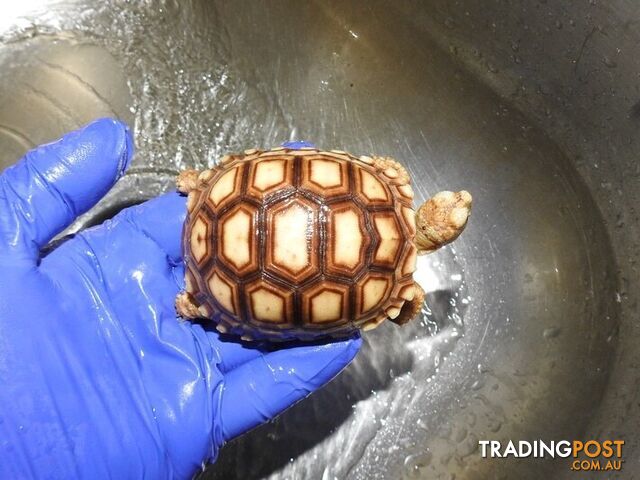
left=414, top=190, right=472, bottom=254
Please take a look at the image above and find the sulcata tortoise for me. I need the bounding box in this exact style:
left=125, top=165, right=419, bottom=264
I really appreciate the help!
left=175, top=146, right=471, bottom=342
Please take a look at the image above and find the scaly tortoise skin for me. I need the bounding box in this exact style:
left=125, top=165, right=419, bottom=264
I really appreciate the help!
left=175, top=147, right=472, bottom=342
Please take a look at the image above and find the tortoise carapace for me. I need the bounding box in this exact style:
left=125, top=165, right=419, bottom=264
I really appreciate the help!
left=175, top=147, right=472, bottom=342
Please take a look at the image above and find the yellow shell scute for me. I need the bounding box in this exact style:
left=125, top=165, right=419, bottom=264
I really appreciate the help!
left=253, top=159, right=286, bottom=191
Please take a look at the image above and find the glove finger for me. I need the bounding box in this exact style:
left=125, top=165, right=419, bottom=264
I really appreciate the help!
left=281, top=141, right=315, bottom=148
left=202, top=332, right=264, bottom=374
left=119, top=192, right=186, bottom=264
left=0, top=118, right=133, bottom=261
left=217, top=336, right=361, bottom=442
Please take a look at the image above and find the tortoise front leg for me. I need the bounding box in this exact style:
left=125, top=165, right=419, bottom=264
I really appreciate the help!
left=371, top=156, right=411, bottom=185
left=390, top=283, right=426, bottom=326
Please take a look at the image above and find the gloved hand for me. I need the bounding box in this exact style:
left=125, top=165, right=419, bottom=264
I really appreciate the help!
left=0, top=119, right=361, bottom=479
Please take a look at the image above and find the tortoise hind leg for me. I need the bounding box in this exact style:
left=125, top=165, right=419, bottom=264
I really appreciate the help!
left=175, top=291, right=200, bottom=319
left=176, top=169, right=201, bottom=194
left=390, top=283, right=426, bottom=326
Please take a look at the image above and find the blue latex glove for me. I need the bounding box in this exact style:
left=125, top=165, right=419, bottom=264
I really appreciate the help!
left=0, top=119, right=361, bottom=479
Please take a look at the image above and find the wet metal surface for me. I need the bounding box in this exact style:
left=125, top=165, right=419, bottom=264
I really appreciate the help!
left=0, top=1, right=635, bottom=478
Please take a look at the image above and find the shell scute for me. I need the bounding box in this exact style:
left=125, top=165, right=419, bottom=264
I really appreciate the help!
left=207, top=164, right=243, bottom=211
left=247, top=157, right=295, bottom=198
left=325, top=201, right=370, bottom=278
left=264, top=195, right=320, bottom=284
left=354, top=167, right=393, bottom=206
left=301, top=280, right=351, bottom=326
left=299, top=154, right=350, bottom=197
left=217, top=203, right=259, bottom=277
left=245, top=277, right=294, bottom=326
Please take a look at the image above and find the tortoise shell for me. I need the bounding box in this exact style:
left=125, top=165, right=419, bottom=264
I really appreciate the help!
left=181, top=147, right=418, bottom=341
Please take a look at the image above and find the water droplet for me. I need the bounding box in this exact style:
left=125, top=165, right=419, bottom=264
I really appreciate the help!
left=543, top=326, right=562, bottom=339
left=606, top=325, right=619, bottom=343
left=466, top=412, right=477, bottom=427
left=477, top=363, right=493, bottom=374
left=470, top=379, right=484, bottom=391
left=457, top=433, right=479, bottom=457
left=488, top=418, right=502, bottom=432
left=403, top=452, right=432, bottom=476
left=416, top=418, right=429, bottom=431
left=453, top=426, right=467, bottom=443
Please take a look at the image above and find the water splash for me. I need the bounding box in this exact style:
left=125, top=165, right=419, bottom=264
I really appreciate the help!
left=0, top=0, right=293, bottom=173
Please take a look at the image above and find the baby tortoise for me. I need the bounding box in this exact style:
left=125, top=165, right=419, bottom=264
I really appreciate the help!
left=176, top=147, right=471, bottom=341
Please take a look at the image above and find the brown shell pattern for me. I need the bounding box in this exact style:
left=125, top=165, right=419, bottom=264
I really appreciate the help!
left=183, top=148, right=417, bottom=341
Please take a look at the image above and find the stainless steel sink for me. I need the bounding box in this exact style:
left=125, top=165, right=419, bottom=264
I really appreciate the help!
left=1, top=1, right=636, bottom=478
